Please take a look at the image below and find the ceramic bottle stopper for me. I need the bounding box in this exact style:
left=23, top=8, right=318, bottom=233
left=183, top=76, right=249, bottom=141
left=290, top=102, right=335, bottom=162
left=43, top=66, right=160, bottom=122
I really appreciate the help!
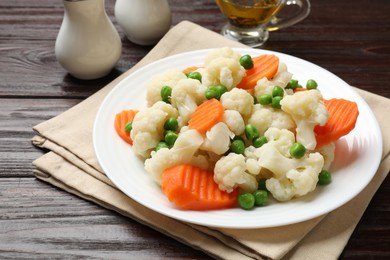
left=55, top=0, right=122, bottom=80
left=115, top=0, right=172, bottom=46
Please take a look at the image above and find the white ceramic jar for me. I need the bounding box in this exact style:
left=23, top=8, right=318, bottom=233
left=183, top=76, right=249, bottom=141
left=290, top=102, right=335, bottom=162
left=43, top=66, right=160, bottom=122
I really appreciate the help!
left=55, top=0, right=122, bottom=80
left=115, top=0, right=172, bottom=46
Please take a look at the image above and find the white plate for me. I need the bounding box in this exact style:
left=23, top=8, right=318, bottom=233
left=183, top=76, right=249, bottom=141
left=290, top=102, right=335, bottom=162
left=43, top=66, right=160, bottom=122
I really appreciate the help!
left=93, top=48, right=382, bottom=229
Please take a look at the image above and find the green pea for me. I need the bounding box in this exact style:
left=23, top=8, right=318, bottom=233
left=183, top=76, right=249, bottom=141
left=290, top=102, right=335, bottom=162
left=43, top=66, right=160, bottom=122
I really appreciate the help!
left=253, top=190, right=268, bottom=206
left=272, top=86, right=284, bottom=97
left=253, top=136, right=267, bottom=148
left=286, top=79, right=299, bottom=90
left=239, top=54, right=254, bottom=70
left=245, top=124, right=260, bottom=141
left=124, top=122, right=132, bottom=133
left=164, top=131, right=178, bottom=146
left=186, top=71, right=202, bottom=82
left=164, top=117, right=178, bottom=131
left=238, top=192, right=255, bottom=210
left=205, top=85, right=227, bottom=100
left=258, top=94, right=272, bottom=105
left=258, top=179, right=268, bottom=191
left=155, top=141, right=169, bottom=151
left=161, top=85, right=172, bottom=103
left=205, top=87, right=219, bottom=100
left=289, top=142, right=306, bottom=159
left=271, top=96, right=283, bottom=109
left=318, top=170, right=332, bottom=185
left=215, top=85, right=228, bottom=94
left=306, top=79, right=318, bottom=89
left=230, top=139, right=246, bottom=154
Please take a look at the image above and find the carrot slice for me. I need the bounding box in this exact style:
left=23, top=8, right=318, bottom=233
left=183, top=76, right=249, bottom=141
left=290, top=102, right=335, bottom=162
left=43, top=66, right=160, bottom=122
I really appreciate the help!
left=237, top=54, right=279, bottom=89
left=114, top=109, right=138, bottom=145
left=293, top=87, right=309, bottom=92
left=161, top=164, right=239, bottom=210
left=183, top=66, right=202, bottom=73
left=314, top=99, right=359, bottom=148
left=188, top=98, right=224, bottom=134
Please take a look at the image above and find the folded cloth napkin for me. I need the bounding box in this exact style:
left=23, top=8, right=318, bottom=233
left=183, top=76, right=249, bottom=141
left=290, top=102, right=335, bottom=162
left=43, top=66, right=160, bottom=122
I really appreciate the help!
left=32, top=21, right=390, bottom=260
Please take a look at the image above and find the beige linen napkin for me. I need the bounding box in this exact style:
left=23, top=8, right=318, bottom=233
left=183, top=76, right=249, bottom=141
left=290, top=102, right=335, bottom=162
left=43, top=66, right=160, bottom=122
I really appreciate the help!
left=32, top=21, right=390, bottom=260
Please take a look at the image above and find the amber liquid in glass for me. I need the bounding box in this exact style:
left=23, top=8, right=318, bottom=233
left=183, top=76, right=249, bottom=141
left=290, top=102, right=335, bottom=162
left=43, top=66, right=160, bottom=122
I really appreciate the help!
left=216, top=0, right=283, bottom=28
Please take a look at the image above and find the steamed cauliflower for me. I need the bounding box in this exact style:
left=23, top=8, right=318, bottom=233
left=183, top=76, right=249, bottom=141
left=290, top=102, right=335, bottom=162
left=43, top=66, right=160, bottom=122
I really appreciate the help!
left=222, top=109, right=245, bottom=136
left=204, top=47, right=242, bottom=63
left=272, top=62, right=293, bottom=90
left=170, top=78, right=207, bottom=126
left=315, top=142, right=335, bottom=170
left=265, top=152, right=324, bottom=201
left=200, top=122, right=234, bottom=155
left=131, top=101, right=178, bottom=158
left=281, top=90, right=329, bottom=150
left=214, top=153, right=258, bottom=193
left=254, top=62, right=293, bottom=97
left=220, top=88, right=254, bottom=119
left=146, top=69, right=187, bottom=106
left=247, top=104, right=295, bottom=136
left=201, top=47, right=245, bottom=90
left=144, top=129, right=206, bottom=184
left=255, top=128, right=325, bottom=201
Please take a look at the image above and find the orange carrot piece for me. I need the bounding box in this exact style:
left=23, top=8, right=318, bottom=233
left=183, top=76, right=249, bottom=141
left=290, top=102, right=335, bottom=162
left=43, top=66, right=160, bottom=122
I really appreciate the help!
left=188, top=98, right=224, bottom=134
left=183, top=66, right=202, bottom=73
left=237, top=54, right=279, bottom=89
left=161, top=164, right=239, bottom=210
left=114, top=109, right=138, bottom=145
left=293, top=87, right=309, bottom=92
left=314, top=99, right=359, bottom=148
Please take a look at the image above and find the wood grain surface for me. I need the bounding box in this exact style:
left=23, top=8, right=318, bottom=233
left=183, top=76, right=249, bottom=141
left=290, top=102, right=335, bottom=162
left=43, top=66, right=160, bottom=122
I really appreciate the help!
left=0, top=0, right=389, bottom=259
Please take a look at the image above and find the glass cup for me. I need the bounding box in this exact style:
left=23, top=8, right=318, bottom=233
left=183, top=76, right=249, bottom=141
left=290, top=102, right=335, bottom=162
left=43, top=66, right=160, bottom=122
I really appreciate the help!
left=215, top=0, right=311, bottom=47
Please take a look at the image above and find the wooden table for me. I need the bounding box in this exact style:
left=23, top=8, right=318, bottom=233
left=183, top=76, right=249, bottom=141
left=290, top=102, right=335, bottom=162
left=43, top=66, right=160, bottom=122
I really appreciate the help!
left=1, top=0, right=389, bottom=258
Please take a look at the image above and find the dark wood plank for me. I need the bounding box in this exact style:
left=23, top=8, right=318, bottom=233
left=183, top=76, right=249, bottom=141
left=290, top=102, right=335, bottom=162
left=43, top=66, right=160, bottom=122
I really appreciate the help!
left=340, top=174, right=390, bottom=259
left=0, top=0, right=389, bottom=259
left=0, top=178, right=211, bottom=259
left=0, top=0, right=389, bottom=98
left=0, top=98, right=81, bottom=177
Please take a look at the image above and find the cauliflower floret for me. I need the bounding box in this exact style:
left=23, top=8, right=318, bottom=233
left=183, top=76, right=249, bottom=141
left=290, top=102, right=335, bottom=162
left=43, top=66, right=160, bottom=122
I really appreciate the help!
left=256, top=143, right=297, bottom=179
left=286, top=153, right=324, bottom=197
left=214, top=153, right=258, bottom=193
left=144, top=129, right=205, bottom=184
left=170, top=78, right=207, bottom=126
left=243, top=146, right=264, bottom=176
left=131, top=101, right=178, bottom=158
left=315, top=142, right=335, bottom=170
left=254, top=77, right=273, bottom=97
left=200, top=122, right=234, bottom=155
left=222, top=109, right=245, bottom=136
left=255, top=130, right=325, bottom=201
left=244, top=145, right=258, bottom=160
left=254, top=62, right=293, bottom=97
left=244, top=143, right=274, bottom=179
left=146, top=69, right=187, bottom=106
left=263, top=127, right=296, bottom=157
left=248, top=104, right=295, bottom=136
left=271, top=62, right=293, bottom=90
left=204, top=47, right=242, bottom=64
left=265, top=152, right=324, bottom=201
left=202, top=48, right=245, bottom=90
left=281, top=90, right=329, bottom=150
left=246, top=158, right=261, bottom=176
left=220, top=88, right=254, bottom=119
